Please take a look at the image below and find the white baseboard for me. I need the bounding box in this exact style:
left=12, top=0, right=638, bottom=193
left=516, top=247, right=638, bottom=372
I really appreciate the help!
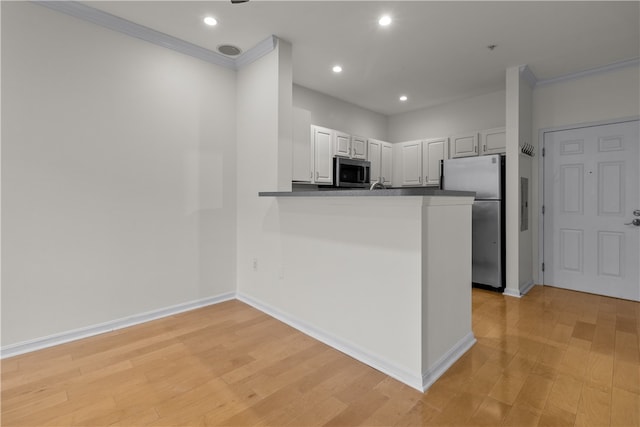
left=237, top=292, right=425, bottom=392
left=422, top=332, right=476, bottom=391
left=519, top=281, right=536, bottom=296
left=1, top=292, right=236, bottom=359
left=503, top=281, right=536, bottom=299
left=502, top=287, right=522, bottom=298
left=5, top=291, right=476, bottom=394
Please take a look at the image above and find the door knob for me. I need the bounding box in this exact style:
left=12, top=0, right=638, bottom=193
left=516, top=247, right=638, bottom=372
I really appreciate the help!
left=634, top=209, right=640, bottom=216
left=625, top=218, right=640, bottom=226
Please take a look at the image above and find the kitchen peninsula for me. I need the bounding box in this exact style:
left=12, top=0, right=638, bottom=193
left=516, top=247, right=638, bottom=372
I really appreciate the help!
left=254, top=189, right=475, bottom=391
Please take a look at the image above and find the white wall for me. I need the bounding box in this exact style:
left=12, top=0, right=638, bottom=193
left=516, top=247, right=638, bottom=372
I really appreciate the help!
left=1, top=2, right=237, bottom=346
left=387, top=90, right=506, bottom=143
left=236, top=41, right=292, bottom=305
left=518, top=76, right=534, bottom=291
left=293, top=84, right=388, bottom=141
left=530, top=64, right=640, bottom=283
left=505, top=68, right=521, bottom=295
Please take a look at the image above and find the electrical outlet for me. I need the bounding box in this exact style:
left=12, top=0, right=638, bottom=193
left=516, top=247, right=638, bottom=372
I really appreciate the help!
left=252, top=258, right=258, bottom=271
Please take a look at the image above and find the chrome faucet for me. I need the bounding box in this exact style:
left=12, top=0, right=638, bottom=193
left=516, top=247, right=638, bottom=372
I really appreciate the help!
left=369, top=178, right=386, bottom=190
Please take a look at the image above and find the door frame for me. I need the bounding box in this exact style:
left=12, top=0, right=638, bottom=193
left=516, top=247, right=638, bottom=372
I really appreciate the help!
left=537, top=116, right=640, bottom=286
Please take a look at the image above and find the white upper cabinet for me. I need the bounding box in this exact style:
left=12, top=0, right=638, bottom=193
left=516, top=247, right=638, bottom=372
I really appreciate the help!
left=334, top=132, right=367, bottom=159
left=292, top=108, right=312, bottom=182
left=479, top=127, right=506, bottom=155
left=368, top=139, right=382, bottom=182
left=399, top=138, right=448, bottom=187
left=423, top=137, right=448, bottom=186
left=450, top=133, right=478, bottom=158
left=312, top=125, right=333, bottom=184
left=334, top=131, right=351, bottom=158
left=368, top=139, right=393, bottom=186
left=380, top=143, right=393, bottom=185
left=351, top=135, right=367, bottom=159
left=400, top=140, right=423, bottom=186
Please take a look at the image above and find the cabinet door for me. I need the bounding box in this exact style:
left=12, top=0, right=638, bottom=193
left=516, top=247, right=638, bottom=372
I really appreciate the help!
left=423, top=138, right=448, bottom=186
left=313, top=126, right=333, bottom=184
left=367, top=139, right=382, bottom=182
left=480, top=127, right=506, bottom=155
left=381, top=143, right=393, bottom=186
left=351, top=136, right=367, bottom=159
left=400, top=141, right=422, bottom=186
left=334, top=131, right=351, bottom=158
left=450, top=133, right=478, bottom=158
left=292, top=108, right=312, bottom=182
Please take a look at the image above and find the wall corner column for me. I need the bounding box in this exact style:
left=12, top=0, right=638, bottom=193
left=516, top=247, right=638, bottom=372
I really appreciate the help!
left=505, top=66, right=522, bottom=297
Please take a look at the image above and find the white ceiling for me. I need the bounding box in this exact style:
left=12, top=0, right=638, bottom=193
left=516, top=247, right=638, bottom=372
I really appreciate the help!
left=85, top=1, right=639, bottom=116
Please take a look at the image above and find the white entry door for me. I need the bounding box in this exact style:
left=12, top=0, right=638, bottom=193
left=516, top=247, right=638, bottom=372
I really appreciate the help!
left=543, top=120, right=639, bottom=301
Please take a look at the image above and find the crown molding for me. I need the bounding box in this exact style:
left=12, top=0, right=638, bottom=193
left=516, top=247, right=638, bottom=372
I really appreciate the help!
left=519, top=65, right=538, bottom=88
left=32, top=1, right=277, bottom=71
left=536, top=58, right=640, bottom=87
left=235, top=35, right=279, bottom=70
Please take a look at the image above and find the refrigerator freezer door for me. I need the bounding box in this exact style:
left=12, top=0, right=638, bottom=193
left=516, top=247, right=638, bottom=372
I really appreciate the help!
left=443, top=155, right=502, bottom=199
left=472, top=200, right=503, bottom=288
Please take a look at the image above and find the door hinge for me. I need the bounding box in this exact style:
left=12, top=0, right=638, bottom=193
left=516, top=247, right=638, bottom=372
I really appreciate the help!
left=542, top=262, right=545, bottom=272
left=542, top=205, right=545, bottom=214
left=542, top=147, right=546, bottom=157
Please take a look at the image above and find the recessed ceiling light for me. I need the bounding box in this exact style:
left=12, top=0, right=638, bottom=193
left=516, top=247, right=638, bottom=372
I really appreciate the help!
left=204, top=16, right=218, bottom=26
left=378, top=15, right=392, bottom=26
left=332, top=65, right=343, bottom=73
left=399, top=95, right=408, bottom=102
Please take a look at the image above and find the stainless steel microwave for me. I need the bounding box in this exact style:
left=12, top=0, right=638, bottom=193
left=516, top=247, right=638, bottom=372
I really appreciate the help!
left=333, top=157, right=371, bottom=188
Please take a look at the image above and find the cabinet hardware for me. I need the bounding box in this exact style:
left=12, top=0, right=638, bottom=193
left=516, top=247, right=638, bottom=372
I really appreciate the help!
left=474, top=146, right=478, bottom=153
left=483, top=144, right=487, bottom=152
left=316, top=171, right=319, bottom=180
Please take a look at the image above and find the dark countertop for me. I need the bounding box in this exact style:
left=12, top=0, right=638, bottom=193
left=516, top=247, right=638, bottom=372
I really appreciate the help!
left=259, top=187, right=475, bottom=197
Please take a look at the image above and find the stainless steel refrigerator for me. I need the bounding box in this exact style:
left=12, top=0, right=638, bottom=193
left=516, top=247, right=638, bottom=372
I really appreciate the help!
left=442, top=154, right=505, bottom=289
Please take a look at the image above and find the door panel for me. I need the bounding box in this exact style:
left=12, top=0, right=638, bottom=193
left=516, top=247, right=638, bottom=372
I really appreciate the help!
left=334, top=132, right=350, bottom=158
left=400, top=141, right=422, bottom=186
left=450, top=133, right=478, bottom=158
left=424, top=138, right=447, bottom=186
left=381, top=143, right=393, bottom=185
left=351, top=136, right=367, bottom=159
left=544, top=120, right=639, bottom=301
left=472, top=200, right=503, bottom=288
left=443, top=155, right=502, bottom=199
left=368, top=140, right=381, bottom=181
left=313, top=126, right=333, bottom=183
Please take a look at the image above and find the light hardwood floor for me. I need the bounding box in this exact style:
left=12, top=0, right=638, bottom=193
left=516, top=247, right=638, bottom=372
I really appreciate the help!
left=2, top=286, right=639, bottom=426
